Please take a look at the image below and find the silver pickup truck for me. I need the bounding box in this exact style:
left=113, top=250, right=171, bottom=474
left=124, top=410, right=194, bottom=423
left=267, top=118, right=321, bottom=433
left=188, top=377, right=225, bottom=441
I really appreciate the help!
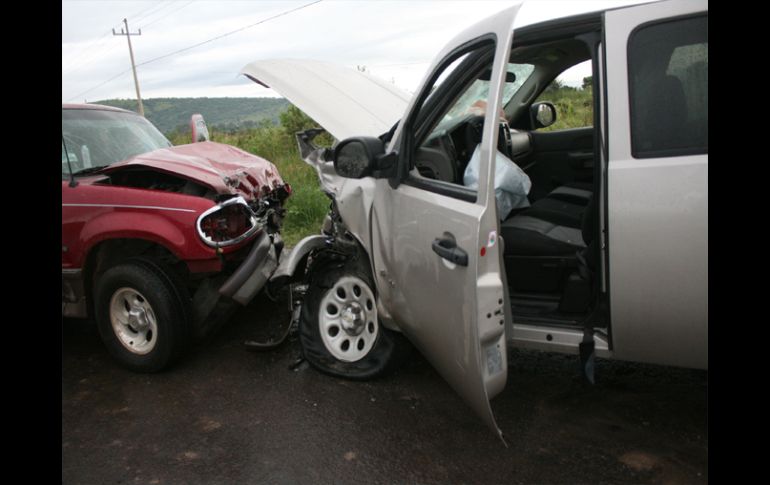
left=245, top=0, right=707, bottom=438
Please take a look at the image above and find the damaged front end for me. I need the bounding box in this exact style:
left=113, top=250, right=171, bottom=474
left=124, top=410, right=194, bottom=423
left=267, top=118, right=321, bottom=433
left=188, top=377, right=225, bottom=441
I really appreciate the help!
left=185, top=182, right=292, bottom=336
left=267, top=129, right=342, bottom=288
left=268, top=128, right=370, bottom=292
left=295, top=128, right=343, bottom=197
left=203, top=187, right=291, bottom=306
left=98, top=143, right=293, bottom=328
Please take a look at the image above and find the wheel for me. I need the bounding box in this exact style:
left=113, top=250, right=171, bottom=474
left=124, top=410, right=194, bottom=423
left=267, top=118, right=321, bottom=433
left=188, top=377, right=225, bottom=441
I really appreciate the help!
left=94, top=259, right=190, bottom=372
left=300, top=255, right=409, bottom=380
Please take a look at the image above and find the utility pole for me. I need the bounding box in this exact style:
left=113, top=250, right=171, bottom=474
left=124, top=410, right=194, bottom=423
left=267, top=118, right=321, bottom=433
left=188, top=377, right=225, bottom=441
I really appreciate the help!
left=113, top=18, right=144, bottom=116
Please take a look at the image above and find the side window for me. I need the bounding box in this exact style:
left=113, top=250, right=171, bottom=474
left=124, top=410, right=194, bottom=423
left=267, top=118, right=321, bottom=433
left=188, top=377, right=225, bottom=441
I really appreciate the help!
left=533, top=60, right=594, bottom=132
left=404, top=41, right=497, bottom=190
left=628, top=14, right=708, bottom=158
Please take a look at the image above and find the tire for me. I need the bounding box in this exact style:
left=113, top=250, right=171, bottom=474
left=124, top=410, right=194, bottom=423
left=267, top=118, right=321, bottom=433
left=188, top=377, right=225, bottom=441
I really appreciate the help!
left=300, top=253, right=410, bottom=380
left=94, top=258, right=190, bottom=373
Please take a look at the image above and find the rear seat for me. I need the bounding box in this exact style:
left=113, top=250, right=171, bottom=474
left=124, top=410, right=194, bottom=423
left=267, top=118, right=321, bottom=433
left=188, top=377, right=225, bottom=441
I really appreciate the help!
left=547, top=182, right=593, bottom=205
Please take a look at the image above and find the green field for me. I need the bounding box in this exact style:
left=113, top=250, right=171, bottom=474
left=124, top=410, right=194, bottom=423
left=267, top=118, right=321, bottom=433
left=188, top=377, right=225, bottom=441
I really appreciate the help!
left=535, top=80, right=593, bottom=131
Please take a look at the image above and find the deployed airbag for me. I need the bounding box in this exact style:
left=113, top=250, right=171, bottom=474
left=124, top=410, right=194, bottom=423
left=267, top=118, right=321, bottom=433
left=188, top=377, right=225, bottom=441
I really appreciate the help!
left=464, top=145, right=531, bottom=220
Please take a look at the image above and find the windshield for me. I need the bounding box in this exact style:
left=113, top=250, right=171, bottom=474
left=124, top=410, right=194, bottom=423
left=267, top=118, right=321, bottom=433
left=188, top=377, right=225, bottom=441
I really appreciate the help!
left=436, top=63, right=534, bottom=131
left=61, top=108, right=172, bottom=176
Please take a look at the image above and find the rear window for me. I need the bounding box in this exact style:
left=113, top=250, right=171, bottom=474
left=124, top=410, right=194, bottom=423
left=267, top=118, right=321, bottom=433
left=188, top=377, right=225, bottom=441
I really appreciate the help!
left=628, top=14, right=708, bottom=158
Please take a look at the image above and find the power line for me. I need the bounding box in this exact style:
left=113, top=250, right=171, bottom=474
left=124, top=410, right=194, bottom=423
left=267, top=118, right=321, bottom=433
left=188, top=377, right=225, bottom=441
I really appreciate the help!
left=66, top=69, right=132, bottom=103
left=135, top=0, right=185, bottom=27
left=62, top=3, right=171, bottom=76
left=133, top=1, right=175, bottom=24
left=65, top=0, right=323, bottom=102
left=62, top=30, right=113, bottom=66
left=63, top=2, right=160, bottom=67
left=138, top=0, right=196, bottom=30
left=62, top=39, right=122, bottom=76
left=135, top=0, right=323, bottom=69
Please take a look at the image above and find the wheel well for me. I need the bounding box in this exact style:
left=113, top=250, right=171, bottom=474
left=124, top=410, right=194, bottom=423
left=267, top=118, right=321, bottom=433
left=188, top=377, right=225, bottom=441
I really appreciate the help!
left=84, top=239, right=189, bottom=310
left=308, top=237, right=371, bottom=282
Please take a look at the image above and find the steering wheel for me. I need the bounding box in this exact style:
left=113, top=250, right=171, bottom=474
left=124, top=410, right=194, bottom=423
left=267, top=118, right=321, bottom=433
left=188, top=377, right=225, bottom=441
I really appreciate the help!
left=498, top=120, right=515, bottom=161
left=463, top=114, right=516, bottom=161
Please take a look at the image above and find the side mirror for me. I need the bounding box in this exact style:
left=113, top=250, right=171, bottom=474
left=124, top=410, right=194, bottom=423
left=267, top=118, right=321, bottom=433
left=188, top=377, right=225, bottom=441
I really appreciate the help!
left=333, top=137, right=385, bottom=179
left=530, top=102, right=557, bottom=129
left=191, top=114, right=210, bottom=143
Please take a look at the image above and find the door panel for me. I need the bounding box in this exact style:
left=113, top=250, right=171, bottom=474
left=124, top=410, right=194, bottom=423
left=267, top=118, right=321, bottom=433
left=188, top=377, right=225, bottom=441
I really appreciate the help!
left=527, top=127, right=594, bottom=201
left=605, top=0, right=707, bottom=369
left=371, top=4, right=521, bottom=439
left=371, top=185, right=507, bottom=432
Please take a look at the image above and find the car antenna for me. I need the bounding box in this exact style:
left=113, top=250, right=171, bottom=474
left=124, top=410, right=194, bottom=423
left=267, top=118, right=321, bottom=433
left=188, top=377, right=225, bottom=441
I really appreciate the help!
left=61, top=136, right=78, bottom=187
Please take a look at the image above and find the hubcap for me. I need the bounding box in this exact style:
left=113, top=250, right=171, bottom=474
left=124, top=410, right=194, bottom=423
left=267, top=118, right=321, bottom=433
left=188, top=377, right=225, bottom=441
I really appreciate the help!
left=109, top=287, right=158, bottom=355
left=340, top=302, right=365, bottom=336
left=319, top=276, right=378, bottom=362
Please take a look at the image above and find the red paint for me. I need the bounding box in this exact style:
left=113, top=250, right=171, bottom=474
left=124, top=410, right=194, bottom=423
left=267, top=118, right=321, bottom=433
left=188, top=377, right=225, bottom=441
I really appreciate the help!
left=62, top=179, right=230, bottom=272
left=104, top=141, right=284, bottom=200
left=62, top=105, right=288, bottom=279
left=480, top=246, right=486, bottom=257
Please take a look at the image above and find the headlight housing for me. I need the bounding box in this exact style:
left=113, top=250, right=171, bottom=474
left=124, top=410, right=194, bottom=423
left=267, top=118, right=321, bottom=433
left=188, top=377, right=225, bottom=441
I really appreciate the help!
left=196, top=196, right=260, bottom=248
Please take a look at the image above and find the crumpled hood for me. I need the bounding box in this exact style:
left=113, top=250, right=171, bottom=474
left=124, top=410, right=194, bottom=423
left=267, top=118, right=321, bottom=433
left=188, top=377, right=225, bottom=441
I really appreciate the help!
left=240, top=59, right=411, bottom=141
left=103, top=141, right=284, bottom=200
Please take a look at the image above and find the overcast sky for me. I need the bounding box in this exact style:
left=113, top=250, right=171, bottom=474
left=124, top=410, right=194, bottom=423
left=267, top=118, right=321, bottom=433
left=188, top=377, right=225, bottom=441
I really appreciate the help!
left=62, top=0, right=648, bottom=103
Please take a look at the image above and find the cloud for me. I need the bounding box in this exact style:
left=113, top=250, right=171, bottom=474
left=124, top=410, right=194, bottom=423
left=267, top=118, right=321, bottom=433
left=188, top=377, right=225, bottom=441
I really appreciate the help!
left=63, top=0, right=648, bottom=102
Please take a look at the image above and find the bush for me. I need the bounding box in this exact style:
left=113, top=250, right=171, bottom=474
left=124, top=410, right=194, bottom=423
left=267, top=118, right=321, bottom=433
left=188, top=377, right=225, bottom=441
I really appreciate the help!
left=167, top=105, right=330, bottom=247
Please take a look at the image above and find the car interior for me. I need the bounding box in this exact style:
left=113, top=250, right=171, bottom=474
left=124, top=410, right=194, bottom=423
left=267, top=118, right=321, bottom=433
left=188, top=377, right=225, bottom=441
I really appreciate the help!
left=413, top=34, right=600, bottom=329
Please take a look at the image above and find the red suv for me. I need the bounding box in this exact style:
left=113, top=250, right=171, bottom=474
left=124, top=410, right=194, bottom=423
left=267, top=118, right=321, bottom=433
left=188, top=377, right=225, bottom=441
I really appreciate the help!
left=62, top=104, right=290, bottom=372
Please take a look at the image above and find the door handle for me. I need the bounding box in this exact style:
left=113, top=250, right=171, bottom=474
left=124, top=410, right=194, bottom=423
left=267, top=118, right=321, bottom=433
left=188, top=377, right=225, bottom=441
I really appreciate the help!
left=432, top=234, right=468, bottom=267
left=568, top=151, right=594, bottom=169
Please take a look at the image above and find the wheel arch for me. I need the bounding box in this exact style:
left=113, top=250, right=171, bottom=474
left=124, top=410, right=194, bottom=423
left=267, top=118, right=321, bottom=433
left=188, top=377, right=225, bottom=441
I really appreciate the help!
left=84, top=238, right=190, bottom=316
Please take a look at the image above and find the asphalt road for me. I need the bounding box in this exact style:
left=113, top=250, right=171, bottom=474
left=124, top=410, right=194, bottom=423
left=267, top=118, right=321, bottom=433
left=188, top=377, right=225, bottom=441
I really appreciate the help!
left=63, top=295, right=708, bottom=484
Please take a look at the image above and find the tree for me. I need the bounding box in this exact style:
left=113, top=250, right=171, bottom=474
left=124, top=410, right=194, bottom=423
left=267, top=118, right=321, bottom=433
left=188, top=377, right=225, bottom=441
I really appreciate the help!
left=279, top=104, right=334, bottom=146
left=279, top=104, right=321, bottom=135
left=545, top=78, right=564, bottom=93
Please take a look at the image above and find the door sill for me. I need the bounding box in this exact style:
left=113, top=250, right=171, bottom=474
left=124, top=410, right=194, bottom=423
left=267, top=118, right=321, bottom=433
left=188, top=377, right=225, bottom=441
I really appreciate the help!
left=509, top=322, right=611, bottom=357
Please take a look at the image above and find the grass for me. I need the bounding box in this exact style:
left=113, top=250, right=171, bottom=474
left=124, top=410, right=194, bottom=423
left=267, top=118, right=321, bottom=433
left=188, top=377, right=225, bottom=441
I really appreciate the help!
left=536, top=85, right=594, bottom=132
left=168, top=120, right=330, bottom=247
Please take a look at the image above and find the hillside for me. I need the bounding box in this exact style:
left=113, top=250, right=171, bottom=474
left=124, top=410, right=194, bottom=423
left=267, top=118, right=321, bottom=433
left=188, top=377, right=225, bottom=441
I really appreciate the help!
left=94, top=97, right=290, bottom=135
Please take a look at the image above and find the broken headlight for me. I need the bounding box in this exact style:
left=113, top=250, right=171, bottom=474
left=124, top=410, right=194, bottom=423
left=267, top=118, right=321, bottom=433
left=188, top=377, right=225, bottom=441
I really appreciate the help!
left=196, top=196, right=260, bottom=248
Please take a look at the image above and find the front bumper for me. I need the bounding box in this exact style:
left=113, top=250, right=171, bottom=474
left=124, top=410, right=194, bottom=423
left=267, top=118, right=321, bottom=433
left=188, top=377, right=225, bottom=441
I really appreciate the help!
left=218, top=230, right=280, bottom=305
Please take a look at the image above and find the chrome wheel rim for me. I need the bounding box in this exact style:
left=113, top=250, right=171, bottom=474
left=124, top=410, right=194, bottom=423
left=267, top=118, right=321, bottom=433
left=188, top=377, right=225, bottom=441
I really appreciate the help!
left=319, top=276, right=378, bottom=362
left=109, top=287, right=158, bottom=355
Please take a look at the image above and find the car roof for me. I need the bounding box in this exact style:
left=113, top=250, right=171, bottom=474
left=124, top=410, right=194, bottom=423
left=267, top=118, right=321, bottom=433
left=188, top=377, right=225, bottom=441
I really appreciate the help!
left=62, top=103, right=137, bottom=115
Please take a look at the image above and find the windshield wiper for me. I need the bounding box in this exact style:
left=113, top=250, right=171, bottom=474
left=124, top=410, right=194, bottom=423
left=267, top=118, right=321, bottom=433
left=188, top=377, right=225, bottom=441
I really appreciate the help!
left=72, top=165, right=109, bottom=176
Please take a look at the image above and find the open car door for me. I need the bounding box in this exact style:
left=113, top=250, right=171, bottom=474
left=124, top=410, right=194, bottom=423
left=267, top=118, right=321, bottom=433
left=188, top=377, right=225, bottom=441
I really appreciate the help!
left=241, top=5, right=519, bottom=438
left=368, top=5, right=520, bottom=440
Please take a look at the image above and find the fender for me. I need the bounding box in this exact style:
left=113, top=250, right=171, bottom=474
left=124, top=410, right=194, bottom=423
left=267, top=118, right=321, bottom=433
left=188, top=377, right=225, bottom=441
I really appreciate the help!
left=269, top=234, right=329, bottom=286
left=77, top=210, right=210, bottom=268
